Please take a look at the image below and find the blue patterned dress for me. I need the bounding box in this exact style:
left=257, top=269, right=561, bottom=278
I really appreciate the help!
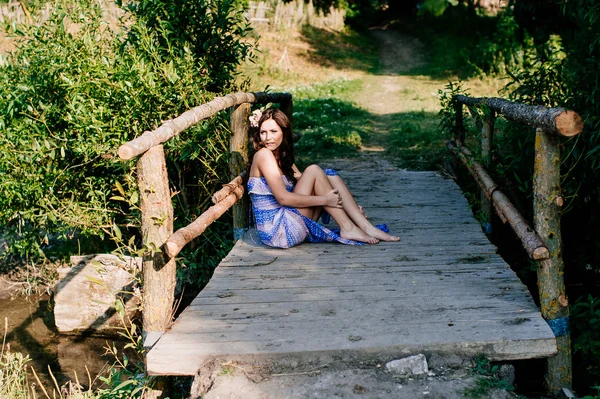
left=248, top=169, right=388, bottom=248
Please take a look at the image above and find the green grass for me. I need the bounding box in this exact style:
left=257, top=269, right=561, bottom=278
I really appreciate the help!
left=463, top=355, right=515, bottom=399
left=386, top=111, right=448, bottom=170
left=289, top=79, right=374, bottom=168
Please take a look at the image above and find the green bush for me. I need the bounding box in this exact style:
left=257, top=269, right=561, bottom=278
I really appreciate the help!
left=0, top=0, right=253, bottom=280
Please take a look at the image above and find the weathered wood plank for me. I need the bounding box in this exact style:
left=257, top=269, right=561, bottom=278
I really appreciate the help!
left=191, top=283, right=533, bottom=307
left=178, top=299, right=542, bottom=327
left=147, top=318, right=555, bottom=375
left=211, top=263, right=511, bottom=277
left=204, top=268, right=521, bottom=291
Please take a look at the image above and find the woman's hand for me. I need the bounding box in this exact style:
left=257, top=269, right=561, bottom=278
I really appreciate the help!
left=326, top=189, right=343, bottom=208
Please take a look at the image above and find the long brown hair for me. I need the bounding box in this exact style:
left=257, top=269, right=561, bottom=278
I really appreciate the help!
left=251, top=108, right=296, bottom=184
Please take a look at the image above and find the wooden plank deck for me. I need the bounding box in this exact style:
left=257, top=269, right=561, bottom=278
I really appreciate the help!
left=147, top=170, right=557, bottom=376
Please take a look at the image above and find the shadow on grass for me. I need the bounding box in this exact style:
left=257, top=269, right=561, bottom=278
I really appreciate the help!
left=298, top=25, right=379, bottom=74
left=384, top=12, right=523, bottom=80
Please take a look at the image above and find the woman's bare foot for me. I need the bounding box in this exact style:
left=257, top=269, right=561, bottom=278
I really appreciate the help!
left=341, top=224, right=379, bottom=244
left=364, top=225, right=401, bottom=242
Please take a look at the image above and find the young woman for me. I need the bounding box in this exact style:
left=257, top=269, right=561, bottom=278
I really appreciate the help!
left=247, top=108, right=400, bottom=248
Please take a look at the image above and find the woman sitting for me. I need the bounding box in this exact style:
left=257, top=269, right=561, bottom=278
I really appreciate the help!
left=248, top=108, right=400, bottom=248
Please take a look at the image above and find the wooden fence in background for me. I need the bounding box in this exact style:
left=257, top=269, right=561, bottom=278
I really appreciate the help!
left=246, top=0, right=345, bottom=31
left=0, top=0, right=123, bottom=25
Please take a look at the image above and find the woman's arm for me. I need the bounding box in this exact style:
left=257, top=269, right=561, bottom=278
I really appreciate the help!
left=254, top=149, right=340, bottom=209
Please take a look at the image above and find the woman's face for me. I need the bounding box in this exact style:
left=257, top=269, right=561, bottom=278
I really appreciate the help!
left=259, top=118, right=283, bottom=151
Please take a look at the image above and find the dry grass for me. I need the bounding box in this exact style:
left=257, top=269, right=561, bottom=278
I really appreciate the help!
left=241, top=26, right=377, bottom=91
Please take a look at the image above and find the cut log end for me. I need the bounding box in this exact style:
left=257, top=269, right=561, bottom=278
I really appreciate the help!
left=165, top=241, right=181, bottom=259
left=532, top=246, right=550, bottom=260
left=118, top=145, right=135, bottom=160
left=555, top=111, right=584, bottom=137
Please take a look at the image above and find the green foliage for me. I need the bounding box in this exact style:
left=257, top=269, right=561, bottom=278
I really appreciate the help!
left=437, top=81, right=468, bottom=137
left=97, top=304, right=148, bottom=398
left=119, top=0, right=254, bottom=92
left=572, top=295, right=600, bottom=392
left=0, top=0, right=252, bottom=282
left=420, top=0, right=457, bottom=17
left=463, top=355, right=514, bottom=398
left=394, top=8, right=533, bottom=79
left=0, top=348, right=32, bottom=398
left=335, top=0, right=389, bottom=29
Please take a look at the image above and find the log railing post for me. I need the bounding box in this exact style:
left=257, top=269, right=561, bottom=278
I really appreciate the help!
left=230, top=103, right=251, bottom=240
left=137, top=145, right=175, bottom=347
left=480, top=111, right=495, bottom=234
left=280, top=98, right=293, bottom=127
left=533, top=127, right=572, bottom=394
left=138, top=145, right=176, bottom=347
left=454, top=100, right=465, bottom=143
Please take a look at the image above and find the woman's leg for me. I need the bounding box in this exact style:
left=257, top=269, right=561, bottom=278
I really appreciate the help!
left=294, top=165, right=378, bottom=244
left=326, top=174, right=400, bottom=242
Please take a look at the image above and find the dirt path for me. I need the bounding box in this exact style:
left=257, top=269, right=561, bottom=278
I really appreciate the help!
left=323, top=29, right=442, bottom=172
left=354, top=30, right=441, bottom=152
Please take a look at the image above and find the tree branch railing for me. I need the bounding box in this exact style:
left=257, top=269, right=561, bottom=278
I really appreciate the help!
left=116, top=91, right=293, bottom=350
left=451, top=95, right=584, bottom=395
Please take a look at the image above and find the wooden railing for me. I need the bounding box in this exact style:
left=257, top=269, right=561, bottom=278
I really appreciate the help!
left=449, top=95, right=584, bottom=394
left=117, top=91, right=293, bottom=348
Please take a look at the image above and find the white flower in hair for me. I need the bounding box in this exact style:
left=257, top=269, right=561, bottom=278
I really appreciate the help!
left=249, top=109, right=263, bottom=128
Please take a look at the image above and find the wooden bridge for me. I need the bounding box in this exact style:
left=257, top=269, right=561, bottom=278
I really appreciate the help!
left=146, top=168, right=556, bottom=376
left=115, top=92, right=583, bottom=395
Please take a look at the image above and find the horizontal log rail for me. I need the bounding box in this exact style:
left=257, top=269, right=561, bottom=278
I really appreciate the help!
left=211, top=174, right=244, bottom=204
left=165, top=175, right=244, bottom=259
left=118, top=91, right=292, bottom=160
left=448, top=141, right=549, bottom=260
left=454, top=95, right=583, bottom=137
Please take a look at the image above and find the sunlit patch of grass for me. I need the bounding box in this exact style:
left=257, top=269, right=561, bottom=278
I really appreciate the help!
left=289, top=79, right=373, bottom=167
